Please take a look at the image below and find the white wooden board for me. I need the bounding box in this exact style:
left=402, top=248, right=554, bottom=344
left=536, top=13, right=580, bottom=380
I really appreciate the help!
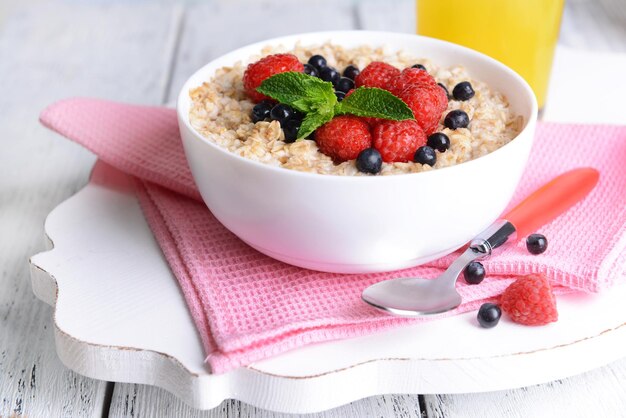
left=28, top=160, right=626, bottom=414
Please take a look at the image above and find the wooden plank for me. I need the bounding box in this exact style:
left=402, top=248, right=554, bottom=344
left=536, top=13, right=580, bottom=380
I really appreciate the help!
left=165, top=0, right=357, bottom=102
left=108, top=385, right=423, bottom=418
left=0, top=2, right=181, bottom=417
left=424, top=357, right=626, bottom=418
left=356, top=0, right=415, bottom=34
left=560, top=0, right=626, bottom=52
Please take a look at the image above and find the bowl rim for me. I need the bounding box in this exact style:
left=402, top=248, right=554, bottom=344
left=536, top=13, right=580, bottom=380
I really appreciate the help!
left=177, top=30, right=538, bottom=182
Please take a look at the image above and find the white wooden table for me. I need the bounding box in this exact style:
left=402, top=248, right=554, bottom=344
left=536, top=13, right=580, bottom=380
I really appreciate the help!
left=2, top=0, right=625, bottom=416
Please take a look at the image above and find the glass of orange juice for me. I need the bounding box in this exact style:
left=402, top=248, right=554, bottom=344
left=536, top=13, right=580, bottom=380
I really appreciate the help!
left=417, top=0, right=564, bottom=109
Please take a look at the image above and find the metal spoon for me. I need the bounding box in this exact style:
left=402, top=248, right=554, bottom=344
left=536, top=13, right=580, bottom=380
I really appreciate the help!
left=362, top=167, right=599, bottom=317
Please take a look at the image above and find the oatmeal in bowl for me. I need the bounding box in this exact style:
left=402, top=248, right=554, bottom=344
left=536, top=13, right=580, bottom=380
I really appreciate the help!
left=177, top=31, right=537, bottom=273
left=188, top=42, right=523, bottom=176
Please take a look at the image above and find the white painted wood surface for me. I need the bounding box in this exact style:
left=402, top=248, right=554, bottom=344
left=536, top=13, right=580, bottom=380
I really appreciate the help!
left=109, top=387, right=424, bottom=418
left=0, top=2, right=180, bottom=416
left=3, top=0, right=626, bottom=417
left=424, top=359, right=626, bottom=418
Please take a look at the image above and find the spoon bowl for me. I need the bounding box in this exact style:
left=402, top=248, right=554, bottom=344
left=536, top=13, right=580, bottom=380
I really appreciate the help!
left=362, top=277, right=462, bottom=316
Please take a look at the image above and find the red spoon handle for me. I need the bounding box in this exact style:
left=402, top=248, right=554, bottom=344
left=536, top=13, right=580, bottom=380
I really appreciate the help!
left=504, top=167, right=599, bottom=238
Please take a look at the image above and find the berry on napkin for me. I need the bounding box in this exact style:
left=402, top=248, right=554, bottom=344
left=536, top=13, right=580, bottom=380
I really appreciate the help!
left=500, top=274, right=558, bottom=326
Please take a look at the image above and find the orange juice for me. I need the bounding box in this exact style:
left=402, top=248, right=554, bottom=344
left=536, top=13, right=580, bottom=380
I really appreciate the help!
left=417, top=0, right=564, bottom=108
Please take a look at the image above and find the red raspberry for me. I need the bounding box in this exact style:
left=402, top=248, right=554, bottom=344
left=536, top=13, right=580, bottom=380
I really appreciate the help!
left=362, top=117, right=384, bottom=127
left=372, top=120, right=426, bottom=163
left=243, top=54, right=304, bottom=103
left=389, top=67, right=437, bottom=95
left=355, top=62, right=401, bottom=90
left=315, top=116, right=372, bottom=162
left=500, top=274, right=558, bottom=326
left=397, top=84, right=448, bottom=134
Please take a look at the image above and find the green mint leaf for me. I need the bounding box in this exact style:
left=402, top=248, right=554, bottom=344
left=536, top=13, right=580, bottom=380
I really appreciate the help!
left=335, top=87, right=414, bottom=121
left=255, top=73, right=412, bottom=140
left=256, top=72, right=337, bottom=114
left=297, top=111, right=333, bottom=139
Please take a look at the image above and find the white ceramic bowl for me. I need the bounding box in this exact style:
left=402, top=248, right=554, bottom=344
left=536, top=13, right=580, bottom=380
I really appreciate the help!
left=177, top=31, right=537, bottom=273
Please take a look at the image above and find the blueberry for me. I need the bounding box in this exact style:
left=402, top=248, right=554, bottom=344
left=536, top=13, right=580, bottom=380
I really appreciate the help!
left=308, top=55, right=327, bottom=70
left=413, top=146, right=436, bottom=166
left=444, top=110, right=470, bottom=129
left=477, top=303, right=502, bottom=328
left=426, top=132, right=450, bottom=153
left=335, top=77, right=355, bottom=93
left=335, top=91, right=346, bottom=102
left=320, top=66, right=340, bottom=85
left=438, top=83, right=450, bottom=98
left=411, top=64, right=427, bottom=71
left=356, top=148, right=383, bottom=174
left=343, top=65, right=360, bottom=80
left=304, top=63, right=319, bottom=77
left=452, top=81, right=475, bottom=101
left=526, top=234, right=548, bottom=255
left=463, top=261, right=485, bottom=284
left=269, top=104, right=295, bottom=124
left=251, top=100, right=273, bottom=123
left=282, top=119, right=301, bottom=143
left=291, top=109, right=305, bottom=121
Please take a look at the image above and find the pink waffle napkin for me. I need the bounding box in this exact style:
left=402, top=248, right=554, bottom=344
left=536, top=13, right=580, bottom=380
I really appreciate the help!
left=40, top=98, right=626, bottom=373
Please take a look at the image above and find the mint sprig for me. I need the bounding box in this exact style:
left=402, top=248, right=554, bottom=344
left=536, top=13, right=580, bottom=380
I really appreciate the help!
left=256, top=72, right=414, bottom=139
left=256, top=72, right=336, bottom=115
left=299, top=112, right=334, bottom=139
left=335, top=87, right=414, bottom=120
